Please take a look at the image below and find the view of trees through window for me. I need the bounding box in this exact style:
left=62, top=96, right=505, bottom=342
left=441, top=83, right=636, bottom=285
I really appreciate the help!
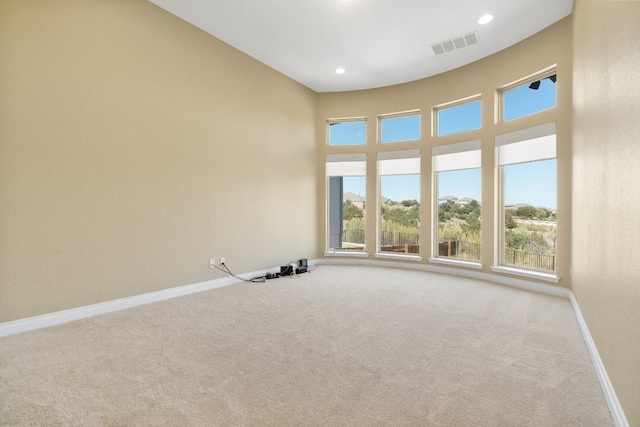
left=502, top=158, right=557, bottom=272
left=329, top=70, right=558, bottom=274
left=340, top=177, right=366, bottom=250
left=326, top=154, right=366, bottom=251
left=433, top=141, right=482, bottom=262
left=437, top=169, right=481, bottom=261
left=380, top=175, right=420, bottom=254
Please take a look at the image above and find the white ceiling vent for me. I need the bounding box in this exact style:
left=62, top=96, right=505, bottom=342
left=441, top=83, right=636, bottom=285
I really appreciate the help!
left=431, top=31, right=479, bottom=55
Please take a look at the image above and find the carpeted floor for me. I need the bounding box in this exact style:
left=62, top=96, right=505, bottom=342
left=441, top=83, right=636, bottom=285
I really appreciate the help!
left=0, top=265, right=612, bottom=426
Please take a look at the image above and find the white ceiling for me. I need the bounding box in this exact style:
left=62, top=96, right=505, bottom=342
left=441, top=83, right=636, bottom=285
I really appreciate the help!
left=148, top=0, right=573, bottom=93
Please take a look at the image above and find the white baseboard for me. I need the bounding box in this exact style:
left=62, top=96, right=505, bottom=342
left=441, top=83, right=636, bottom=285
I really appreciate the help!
left=321, top=257, right=571, bottom=298
left=569, top=294, right=629, bottom=427
left=0, top=268, right=270, bottom=339
left=0, top=259, right=628, bottom=426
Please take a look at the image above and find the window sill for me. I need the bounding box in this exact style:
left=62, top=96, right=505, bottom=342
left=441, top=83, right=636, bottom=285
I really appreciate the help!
left=490, top=266, right=560, bottom=283
left=324, top=251, right=369, bottom=258
left=428, top=258, right=483, bottom=270
left=374, top=253, right=423, bottom=262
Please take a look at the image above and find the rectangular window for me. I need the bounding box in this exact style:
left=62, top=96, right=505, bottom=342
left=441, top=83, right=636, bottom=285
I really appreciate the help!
left=380, top=112, right=421, bottom=143
left=326, top=154, right=366, bottom=251
left=433, top=141, right=482, bottom=262
left=502, top=73, right=556, bottom=122
left=496, top=123, right=557, bottom=273
left=377, top=150, right=420, bottom=255
left=435, top=98, right=481, bottom=136
left=328, top=120, right=366, bottom=146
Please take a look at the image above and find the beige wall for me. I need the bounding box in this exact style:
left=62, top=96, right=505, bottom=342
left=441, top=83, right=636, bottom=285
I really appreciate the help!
left=0, top=0, right=317, bottom=322
left=572, top=1, right=640, bottom=424
left=316, top=18, right=573, bottom=287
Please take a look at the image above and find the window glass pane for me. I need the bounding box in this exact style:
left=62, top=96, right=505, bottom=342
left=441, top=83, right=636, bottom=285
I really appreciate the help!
left=328, top=121, right=366, bottom=145
left=437, top=169, right=481, bottom=261
left=437, top=100, right=481, bottom=136
left=328, top=176, right=366, bottom=251
left=502, top=159, right=557, bottom=272
left=380, top=114, right=420, bottom=143
left=380, top=175, right=420, bottom=254
left=503, top=75, right=556, bottom=122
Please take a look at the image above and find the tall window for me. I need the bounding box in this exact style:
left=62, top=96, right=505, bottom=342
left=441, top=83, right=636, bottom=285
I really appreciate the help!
left=502, top=73, right=556, bottom=122
left=326, top=154, right=366, bottom=251
left=328, top=120, right=366, bottom=146
left=377, top=150, right=420, bottom=255
left=435, top=98, right=481, bottom=136
left=380, top=111, right=421, bottom=143
left=433, top=141, right=482, bottom=262
left=496, top=123, right=557, bottom=272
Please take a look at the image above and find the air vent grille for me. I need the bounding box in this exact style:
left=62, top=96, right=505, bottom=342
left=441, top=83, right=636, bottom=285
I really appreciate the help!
left=431, top=31, right=479, bottom=56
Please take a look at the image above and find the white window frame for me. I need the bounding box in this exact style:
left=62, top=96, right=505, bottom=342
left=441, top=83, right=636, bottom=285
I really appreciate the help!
left=376, top=150, right=422, bottom=261
left=433, top=95, right=482, bottom=137
left=327, top=118, right=367, bottom=146
left=498, top=67, right=557, bottom=123
left=430, top=140, right=482, bottom=268
left=491, top=122, right=559, bottom=282
left=378, top=110, right=421, bottom=144
left=325, top=154, right=368, bottom=256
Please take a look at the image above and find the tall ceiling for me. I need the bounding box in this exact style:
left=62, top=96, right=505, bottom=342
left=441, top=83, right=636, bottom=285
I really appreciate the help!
left=148, top=0, right=573, bottom=93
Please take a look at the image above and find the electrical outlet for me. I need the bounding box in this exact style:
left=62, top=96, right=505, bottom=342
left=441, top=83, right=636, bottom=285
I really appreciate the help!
left=209, top=258, right=216, bottom=269
left=220, top=257, right=226, bottom=265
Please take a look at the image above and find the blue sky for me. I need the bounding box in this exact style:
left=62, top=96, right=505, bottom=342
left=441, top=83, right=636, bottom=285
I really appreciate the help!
left=333, top=76, right=557, bottom=209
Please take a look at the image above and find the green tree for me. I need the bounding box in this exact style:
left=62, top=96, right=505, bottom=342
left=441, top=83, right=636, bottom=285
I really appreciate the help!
left=515, top=205, right=537, bottom=218
left=506, top=229, right=530, bottom=250
left=401, top=199, right=419, bottom=207
left=438, top=201, right=454, bottom=222
left=505, top=211, right=517, bottom=229
left=461, top=215, right=481, bottom=236
left=344, top=217, right=366, bottom=245
left=383, top=204, right=419, bottom=228
left=527, top=232, right=550, bottom=255
left=343, top=200, right=363, bottom=221
left=535, top=208, right=551, bottom=220
left=345, top=216, right=365, bottom=231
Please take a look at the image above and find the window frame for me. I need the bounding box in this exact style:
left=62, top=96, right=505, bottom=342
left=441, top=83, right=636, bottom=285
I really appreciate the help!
left=378, top=110, right=421, bottom=144
left=433, top=95, right=482, bottom=137
left=326, top=118, right=367, bottom=146
left=325, top=154, right=368, bottom=255
left=431, top=140, right=483, bottom=266
left=493, top=122, right=559, bottom=281
left=376, top=150, right=422, bottom=260
left=498, top=67, right=557, bottom=123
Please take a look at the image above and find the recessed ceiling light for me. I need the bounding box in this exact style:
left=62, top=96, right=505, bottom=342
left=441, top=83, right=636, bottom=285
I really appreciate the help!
left=478, top=14, right=493, bottom=25
left=336, top=68, right=346, bottom=75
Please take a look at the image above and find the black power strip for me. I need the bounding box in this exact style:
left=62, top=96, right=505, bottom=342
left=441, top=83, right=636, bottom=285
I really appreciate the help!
left=280, top=265, right=294, bottom=276
left=295, top=258, right=308, bottom=274
left=264, top=259, right=309, bottom=280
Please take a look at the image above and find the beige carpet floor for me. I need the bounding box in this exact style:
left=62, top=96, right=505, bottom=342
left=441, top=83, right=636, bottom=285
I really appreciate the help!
left=0, top=265, right=612, bottom=426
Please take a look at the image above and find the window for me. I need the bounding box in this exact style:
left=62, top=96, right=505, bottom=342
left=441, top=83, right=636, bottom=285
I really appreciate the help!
left=435, top=98, right=481, bottom=136
left=496, top=123, right=557, bottom=273
left=326, top=154, right=366, bottom=251
left=502, top=73, right=556, bottom=122
left=377, top=150, right=420, bottom=255
left=433, top=141, right=482, bottom=262
left=380, top=112, right=421, bottom=143
left=328, top=120, right=366, bottom=145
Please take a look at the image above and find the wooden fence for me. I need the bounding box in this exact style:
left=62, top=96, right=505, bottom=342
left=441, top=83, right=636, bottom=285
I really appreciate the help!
left=505, top=248, right=556, bottom=272
left=342, top=230, right=555, bottom=271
